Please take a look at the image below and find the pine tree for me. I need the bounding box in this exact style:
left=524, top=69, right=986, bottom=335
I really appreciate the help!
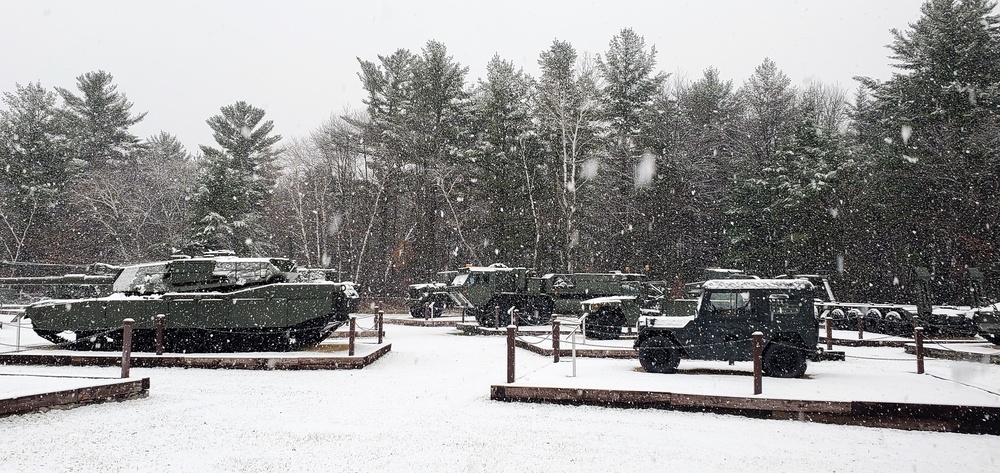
left=535, top=40, right=605, bottom=272
left=660, top=68, right=742, bottom=279
left=468, top=55, right=545, bottom=268
left=190, top=101, right=281, bottom=255
left=0, top=82, right=71, bottom=262
left=852, top=0, right=1000, bottom=298
left=596, top=28, right=667, bottom=272
left=727, top=106, right=853, bottom=277
left=55, top=70, right=145, bottom=170
left=733, top=59, right=798, bottom=171
left=409, top=41, right=471, bottom=276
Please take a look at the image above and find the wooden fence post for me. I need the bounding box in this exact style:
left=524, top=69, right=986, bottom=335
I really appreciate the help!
left=825, top=316, right=833, bottom=351
left=348, top=316, right=357, bottom=356
left=915, top=326, right=925, bottom=374
left=507, top=325, right=516, bottom=383
left=752, top=332, right=763, bottom=395
left=121, top=318, right=135, bottom=379
left=155, top=314, right=165, bottom=356
left=552, top=320, right=560, bottom=363
left=858, top=313, right=865, bottom=340
left=377, top=310, right=384, bottom=344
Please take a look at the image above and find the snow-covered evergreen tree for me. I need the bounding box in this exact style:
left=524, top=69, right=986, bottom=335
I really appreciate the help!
left=190, top=101, right=281, bottom=256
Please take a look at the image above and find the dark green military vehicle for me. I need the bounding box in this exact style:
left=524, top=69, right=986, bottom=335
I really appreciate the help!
left=5, top=253, right=358, bottom=353
left=446, top=264, right=648, bottom=328
left=405, top=270, right=458, bottom=318
left=634, top=278, right=821, bottom=378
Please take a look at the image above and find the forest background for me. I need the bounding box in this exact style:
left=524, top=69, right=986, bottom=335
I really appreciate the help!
left=1, top=0, right=998, bottom=304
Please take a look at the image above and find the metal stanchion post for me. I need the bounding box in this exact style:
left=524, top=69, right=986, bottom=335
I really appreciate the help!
left=571, top=328, right=577, bottom=377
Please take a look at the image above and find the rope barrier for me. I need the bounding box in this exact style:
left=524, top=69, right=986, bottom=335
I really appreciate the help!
left=843, top=354, right=915, bottom=362
left=924, top=372, right=1000, bottom=397
left=0, top=326, right=120, bottom=353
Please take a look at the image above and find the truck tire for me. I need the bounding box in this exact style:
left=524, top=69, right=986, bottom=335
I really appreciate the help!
left=637, top=336, right=680, bottom=373
left=762, top=343, right=807, bottom=378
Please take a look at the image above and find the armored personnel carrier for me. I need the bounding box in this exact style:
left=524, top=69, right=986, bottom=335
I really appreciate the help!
left=1, top=252, right=358, bottom=352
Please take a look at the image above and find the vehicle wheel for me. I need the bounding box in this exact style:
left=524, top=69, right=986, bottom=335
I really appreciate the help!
left=584, top=308, right=624, bottom=340
left=762, top=343, right=807, bottom=378
left=409, top=306, right=423, bottom=318
left=882, top=311, right=904, bottom=336
left=863, top=310, right=882, bottom=335
left=637, top=336, right=680, bottom=373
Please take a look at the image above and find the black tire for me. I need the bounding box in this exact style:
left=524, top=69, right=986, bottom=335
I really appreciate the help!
left=409, top=306, right=423, bottom=318
left=762, top=343, right=807, bottom=378
left=584, top=308, right=624, bottom=340
left=637, top=335, right=681, bottom=373
left=863, top=312, right=882, bottom=335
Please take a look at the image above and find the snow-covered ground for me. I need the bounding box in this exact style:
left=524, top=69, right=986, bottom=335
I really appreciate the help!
left=2, top=318, right=999, bottom=472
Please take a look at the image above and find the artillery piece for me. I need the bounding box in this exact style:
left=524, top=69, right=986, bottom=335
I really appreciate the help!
left=0, top=252, right=359, bottom=352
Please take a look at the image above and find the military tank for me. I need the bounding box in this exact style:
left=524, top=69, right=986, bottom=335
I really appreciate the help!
left=0, top=252, right=359, bottom=352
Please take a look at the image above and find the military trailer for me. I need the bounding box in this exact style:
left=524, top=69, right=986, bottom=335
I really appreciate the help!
left=3, top=253, right=359, bottom=353
left=812, top=266, right=981, bottom=338
left=635, top=278, right=821, bottom=378
left=446, top=264, right=648, bottom=328
left=405, top=270, right=457, bottom=318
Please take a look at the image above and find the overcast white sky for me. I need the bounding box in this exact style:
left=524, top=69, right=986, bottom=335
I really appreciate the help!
left=1, top=1, right=924, bottom=155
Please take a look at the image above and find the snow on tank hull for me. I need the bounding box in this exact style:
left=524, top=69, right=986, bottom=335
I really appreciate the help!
left=27, top=281, right=359, bottom=353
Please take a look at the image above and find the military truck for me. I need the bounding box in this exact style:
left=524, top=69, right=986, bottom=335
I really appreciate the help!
left=634, top=278, right=821, bottom=378
left=446, top=264, right=648, bottom=328
left=405, top=270, right=458, bottom=318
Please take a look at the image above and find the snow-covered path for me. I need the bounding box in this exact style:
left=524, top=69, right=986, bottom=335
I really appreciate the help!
left=1, top=323, right=998, bottom=472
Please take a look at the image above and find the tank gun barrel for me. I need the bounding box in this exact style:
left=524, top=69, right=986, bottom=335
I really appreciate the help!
left=0, top=274, right=118, bottom=285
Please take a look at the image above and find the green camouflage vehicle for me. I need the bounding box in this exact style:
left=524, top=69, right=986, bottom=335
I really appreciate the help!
left=405, top=270, right=457, bottom=318
left=4, top=253, right=359, bottom=352
left=447, top=264, right=648, bottom=328
left=635, top=278, right=822, bottom=378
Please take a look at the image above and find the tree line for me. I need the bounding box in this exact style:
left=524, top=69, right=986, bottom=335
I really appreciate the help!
left=1, top=0, right=998, bottom=303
